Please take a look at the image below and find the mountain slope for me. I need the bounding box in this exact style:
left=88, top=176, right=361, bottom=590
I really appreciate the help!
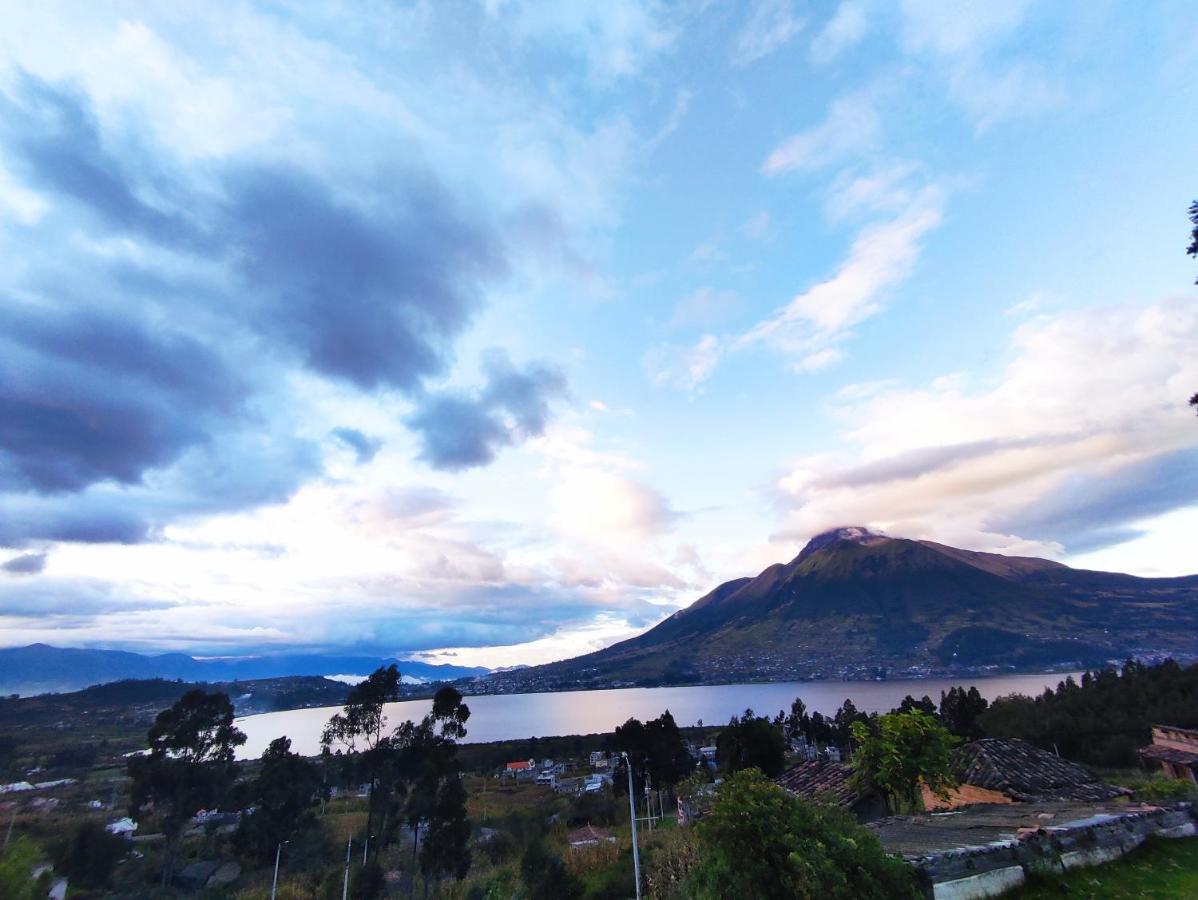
left=0, top=645, right=489, bottom=697
left=486, top=527, right=1198, bottom=690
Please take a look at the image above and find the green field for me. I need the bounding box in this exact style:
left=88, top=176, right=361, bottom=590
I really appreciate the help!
left=1009, top=837, right=1198, bottom=898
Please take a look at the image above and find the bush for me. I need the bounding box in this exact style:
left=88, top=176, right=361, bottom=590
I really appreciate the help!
left=685, top=769, right=918, bottom=899
left=51, top=820, right=128, bottom=888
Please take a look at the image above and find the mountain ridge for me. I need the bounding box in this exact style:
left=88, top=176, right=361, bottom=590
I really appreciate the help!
left=482, top=527, right=1198, bottom=691
left=0, top=644, right=490, bottom=697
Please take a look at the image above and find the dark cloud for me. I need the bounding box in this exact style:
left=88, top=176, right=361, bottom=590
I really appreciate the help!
left=225, top=166, right=505, bottom=390
left=0, top=303, right=243, bottom=494
left=0, top=74, right=523, bottom=546
left=0, top=577, right=175, bottom=616
left=0, top=73, right=199, bottom=246
left=991, top=448, right=1198, bottom=554
left=816, top=436, right=1058, bottom=490
left=407, top=352, right=567, bottom=470
left=331, top=428, right=383, bottom=463
left=1, top=552, right=46, bottom=575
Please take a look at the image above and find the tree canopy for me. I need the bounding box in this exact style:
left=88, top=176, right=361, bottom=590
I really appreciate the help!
left=127, top=688, right=246, bottom=885
left=686, top=769, right=918, bottom=899
left=236, top=736, right=324, bottom=863
left=716, top=708, right=786, bottom=777
left=850, top=710, right=958, bottom=814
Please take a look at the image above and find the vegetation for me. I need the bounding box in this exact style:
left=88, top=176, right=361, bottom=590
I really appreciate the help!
left=715, top=708, right=786, bottom=776
left=681, top=769, right=918, bottom=899
left=235, top=735, right=324, bottom=864
left=127, top=687, right=246, bottom=885
left=849, top=710, right=958, bottom=813
left=1010, top=837, right=1198, bottom=898
left=0, top=835, right=52, bottom=899
left=611, top=709, right=694, bottom=797
left=979, top=660, right=1198, bottom=766
left=50, top=819, right=129, bottom=889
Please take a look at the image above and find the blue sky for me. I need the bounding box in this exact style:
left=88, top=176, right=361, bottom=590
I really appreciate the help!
left=0, top=1, right=1195, bottom=666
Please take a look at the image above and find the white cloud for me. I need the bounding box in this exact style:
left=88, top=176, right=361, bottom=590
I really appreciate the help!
left=644, top=334, right=725, bottom=391
left=762, top=89, right=881, bottom=175
left=730, top=0, right=804, bottom=67
left=810, top=0, right=871, bottom=64
left=773, top=297, right=1198, bottom=569
left=739, top=185, right=944, bottom=347
left=670, top=287, right=742, bottom=329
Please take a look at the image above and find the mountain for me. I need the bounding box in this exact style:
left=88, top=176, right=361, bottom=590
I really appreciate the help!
left=484, top=527, right=1198, bottom=691
left=0, top=644, right=490, bottom=697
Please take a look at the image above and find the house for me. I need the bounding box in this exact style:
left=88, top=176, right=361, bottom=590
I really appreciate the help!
left=554, top=776, right=585, bottom=796
left=106, top=817, right=138, bottom=836
left=1139, top=725, right=1198, bottom=784
left=504, top=759, right=536, bottom=780
left=568, top=825, right=616, bottom=850
left=589, top=751, right=610, bottom=768
left=535, top=770, right=556, bottom=787
left=584, top=772, right=613, bottom=793
left=775, top=759, right=887, bottom=822
left=924, top=737, right=1127, bottom=810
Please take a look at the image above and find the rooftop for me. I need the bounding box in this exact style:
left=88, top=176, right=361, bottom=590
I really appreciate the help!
left=775, top=759, right=861, bottom=807
left=954, top=738, right=1125, bottom=803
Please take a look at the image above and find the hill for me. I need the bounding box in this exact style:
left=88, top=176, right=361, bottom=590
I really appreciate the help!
left=483, top=527, right=1198, bottom=692
left=0, top=644, right=489, bottom=697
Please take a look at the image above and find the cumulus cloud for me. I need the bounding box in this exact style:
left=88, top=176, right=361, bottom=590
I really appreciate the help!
left=810, top=1, right=871, bottom=64
left=407, top=352, right=567, bottom=471
left=773, top=299, right=1198, bottom=559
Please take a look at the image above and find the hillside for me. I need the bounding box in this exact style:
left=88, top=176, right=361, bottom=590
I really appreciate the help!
left=0, top=645, right=489, bottom=697
left=483, top=527, right=1198, bottom=692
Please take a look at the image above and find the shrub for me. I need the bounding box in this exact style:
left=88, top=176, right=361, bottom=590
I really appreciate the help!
left=685, top=769, right=918, bottom=899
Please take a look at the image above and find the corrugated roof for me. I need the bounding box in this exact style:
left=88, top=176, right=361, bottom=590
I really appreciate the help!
left=954, top=738, right=1124, bottom=802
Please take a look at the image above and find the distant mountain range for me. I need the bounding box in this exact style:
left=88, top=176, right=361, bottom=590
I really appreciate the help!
left=483, top=527, right=1198, bottom=691
left=0, top=645, right=489, bottom=697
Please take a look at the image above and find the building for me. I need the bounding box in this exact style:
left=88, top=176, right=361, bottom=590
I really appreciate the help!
left=568, top=825, right=617, bottom=850
left=924, top=737, right=1126, bottom=810
left=1139, top=724, right=1198, bottom=783
left=504, top=759, right=536, bottom=780
left=775, top=759, right=887, bottom=822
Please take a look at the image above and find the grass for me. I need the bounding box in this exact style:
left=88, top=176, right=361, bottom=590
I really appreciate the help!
left=1008, top=837, right=1198, bottom=898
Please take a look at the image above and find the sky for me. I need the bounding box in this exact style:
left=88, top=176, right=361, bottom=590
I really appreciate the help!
left=0, top=1, right=1196, bottom=669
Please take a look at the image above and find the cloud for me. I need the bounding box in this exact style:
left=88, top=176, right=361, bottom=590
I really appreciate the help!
left=731, top=0, right=804, bottom=67
left=669, top=288, right=742, bottom=329
left=736, top=185, right=944, bottom=356
left=762, top=89, right=881, bottom=175
left=644, top=334, right=724, bottom=391
left=550, top=466, right=677, bottom=544
left=330, top=428, right=383, bottom=464
left=1, top=552, right=46, bottom=575
left=810, top=1, right=871, bottom=64
left=407, top=352, right=567, bottom=471
left=0, top=301, right=243, bottom=494
left=773, top=298, right=1198, bottom=560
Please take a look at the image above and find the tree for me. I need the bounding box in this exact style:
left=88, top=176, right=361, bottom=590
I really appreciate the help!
left=939, top=686, right=988, bottom=740
left=1188, top=199, right=1198, bottom=284
left=612, top=709, right=694, bottom=799
left=715, top=709, right=786, bottom=777
left=236, top=736, right=323, bottom=864
left=784, top=697, right=809, bottom=743
left=849, top=710, right=957, bottom=814
left=322, top=665, right=402, bottom=846
left=128, top=688, right=246, bottom=886
left=520, top=840, right=579, bottom=900
left=687, top=769, right=918, bottom=899
left=414, top=687, right=473, bottom=886
left=896, top=694, right=937, bottom=718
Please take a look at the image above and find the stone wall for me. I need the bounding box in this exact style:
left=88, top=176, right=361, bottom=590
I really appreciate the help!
left=911, top=804, right=1197, bottom=900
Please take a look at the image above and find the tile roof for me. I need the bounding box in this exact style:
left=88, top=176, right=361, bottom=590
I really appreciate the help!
left=954, top=738, right=1125, bottom=802
left=1140, top=744, right=1198, bottom=766
left=775, top=759, right=862, bottom=807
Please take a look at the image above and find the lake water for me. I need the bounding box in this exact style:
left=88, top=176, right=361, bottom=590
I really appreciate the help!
left=234, top=672, right=1075, bottom=759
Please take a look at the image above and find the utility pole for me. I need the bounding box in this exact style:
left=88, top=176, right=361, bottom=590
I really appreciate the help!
left=342, top=838, right=352, bottom=900
left=363, top=834, right=374, bottom=865
left=270, top=841, right=288, bottom=900
left=3, top=804, right=15, bottom=851
left=621, top=752, right=641, bottom=900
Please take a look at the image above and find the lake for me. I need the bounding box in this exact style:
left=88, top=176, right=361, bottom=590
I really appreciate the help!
left=234, top=672, right=1075, bottom=759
